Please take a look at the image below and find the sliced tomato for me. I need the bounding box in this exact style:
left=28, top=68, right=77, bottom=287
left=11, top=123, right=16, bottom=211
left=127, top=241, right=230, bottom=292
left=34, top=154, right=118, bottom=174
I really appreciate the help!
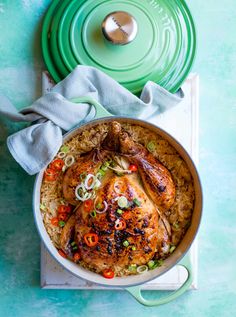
left=50, top=159, right=64, bottom=171
left=58, top=249, right=67, bottom=258
left=115, top=219, right=126, bottom=230
left=84, top=199, right=94, bottom=212
left=129, top=164, right=138, bottom=172
left=58, top=205, right=72, bottom=214
left=44, top=168, right=58, bottom=182
left=51, top=217, right=59, bottom=226
left=122, top=211, right=132, bottom=220
left=103, top=269, right=115, bottom=279
left=58, top=213, right=68, bottom=222
left=73, top=253, right=81, bottom=262
left=84, top=233, right=99, bottom=247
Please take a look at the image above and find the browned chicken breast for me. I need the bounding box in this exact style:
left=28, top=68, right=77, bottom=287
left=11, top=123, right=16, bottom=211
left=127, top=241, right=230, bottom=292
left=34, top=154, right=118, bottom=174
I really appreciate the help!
left=61, top=121, right=176, bottom=275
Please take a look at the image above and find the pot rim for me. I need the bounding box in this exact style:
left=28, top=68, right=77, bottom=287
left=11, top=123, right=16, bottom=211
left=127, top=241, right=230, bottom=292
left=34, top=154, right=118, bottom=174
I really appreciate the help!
left=33, top=116, right=203, bottom=287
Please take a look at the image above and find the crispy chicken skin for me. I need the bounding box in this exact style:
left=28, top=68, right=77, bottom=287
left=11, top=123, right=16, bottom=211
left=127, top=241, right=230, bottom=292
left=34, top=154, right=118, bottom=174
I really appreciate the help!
left=61, top=122, right=175, bottom=273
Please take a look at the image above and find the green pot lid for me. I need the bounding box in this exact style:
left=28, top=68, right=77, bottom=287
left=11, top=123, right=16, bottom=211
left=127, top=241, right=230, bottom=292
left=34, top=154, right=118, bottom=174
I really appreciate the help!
left=42, top=0, right=196, bottom=94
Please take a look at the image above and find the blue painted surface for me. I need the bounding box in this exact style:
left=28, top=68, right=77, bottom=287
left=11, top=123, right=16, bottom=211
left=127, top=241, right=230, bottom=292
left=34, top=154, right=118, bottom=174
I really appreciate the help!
left=0, top=1, right=236, bottom=316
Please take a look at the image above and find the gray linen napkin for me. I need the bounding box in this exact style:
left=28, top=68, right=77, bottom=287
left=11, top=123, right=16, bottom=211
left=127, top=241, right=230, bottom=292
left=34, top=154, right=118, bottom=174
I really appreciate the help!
left=0, top=65, right=184, bottom=175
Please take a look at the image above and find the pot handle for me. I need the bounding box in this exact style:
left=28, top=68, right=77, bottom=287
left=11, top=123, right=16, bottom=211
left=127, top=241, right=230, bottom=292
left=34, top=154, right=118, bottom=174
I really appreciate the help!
left=70, top=96, right=113, bottom=119
left=125, top=254, right=193, bottom=307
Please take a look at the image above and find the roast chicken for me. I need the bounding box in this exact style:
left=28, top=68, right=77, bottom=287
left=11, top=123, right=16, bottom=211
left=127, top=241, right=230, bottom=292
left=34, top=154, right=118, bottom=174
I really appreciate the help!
left=61, top=122, right=176, bottom=274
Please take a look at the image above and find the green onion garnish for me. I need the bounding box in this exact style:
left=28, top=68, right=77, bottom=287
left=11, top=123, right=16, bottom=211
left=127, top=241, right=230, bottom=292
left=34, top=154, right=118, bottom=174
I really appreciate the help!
left=104, top=161, right=110, bottom=167
left=60, top=145, right=69, bottom=153
left=71, top=241, right=76, bottom=246
left=58, top=221, right=65, bottom=227
left=147, top=260, right=155, bottom=269
left=118, top=196, right=128, bottom=208
left=133, top=198, right=141, bottom=207
left=173, top=222, right=179, bottom=229
left=147, top=141, right=156, bottom=153
left=90, top=210, right=97, bottom=218
left=169, top=245, right=176, bottom=253
left=98, top=169, right=106, bottom=176
left=80, top=172, right=87, bottom=181
left=156, top=259, right=163, bottom=267
left=72, top=246, right=78, bottom=251
left=123, top=240, right=129, bottom=247
left=40, top=203, right=47, bottom=211
left=128, top=264, right=137, bottom=272
left=116, top=209, right=123, bottom=215
left=131, top=246, right=136, bottom=251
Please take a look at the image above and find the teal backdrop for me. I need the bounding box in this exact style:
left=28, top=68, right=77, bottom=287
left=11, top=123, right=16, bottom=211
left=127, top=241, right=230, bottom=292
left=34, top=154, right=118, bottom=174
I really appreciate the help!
left=0, top=1, right=235, bottom=316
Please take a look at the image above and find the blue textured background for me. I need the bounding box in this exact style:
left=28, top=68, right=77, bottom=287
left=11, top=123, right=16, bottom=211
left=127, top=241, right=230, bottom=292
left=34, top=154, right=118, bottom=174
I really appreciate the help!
left=0, top=1, right=235, bottom=316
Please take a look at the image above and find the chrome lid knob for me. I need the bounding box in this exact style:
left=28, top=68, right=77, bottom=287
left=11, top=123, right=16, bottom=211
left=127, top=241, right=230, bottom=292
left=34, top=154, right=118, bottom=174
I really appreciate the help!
left=102, top=11, right=138, bottom=45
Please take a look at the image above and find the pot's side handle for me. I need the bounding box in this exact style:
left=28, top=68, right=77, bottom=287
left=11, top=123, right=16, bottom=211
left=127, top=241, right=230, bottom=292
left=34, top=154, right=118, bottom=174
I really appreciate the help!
left=70, top=97, right=113, bottom=119
left=125, top=254, right=193, bottom=307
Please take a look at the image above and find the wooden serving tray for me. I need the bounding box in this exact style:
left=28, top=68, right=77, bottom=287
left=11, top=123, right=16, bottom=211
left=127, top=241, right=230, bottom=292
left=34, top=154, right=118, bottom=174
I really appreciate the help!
left=40, top=73, right=199, bottom=290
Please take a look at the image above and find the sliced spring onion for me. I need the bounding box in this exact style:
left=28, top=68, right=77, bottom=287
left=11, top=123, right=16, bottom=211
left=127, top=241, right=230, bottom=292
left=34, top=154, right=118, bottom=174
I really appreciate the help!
left=65, top=155, right=75, bottom=167
left=147, top=260, right=155, bottom=269
left=71, top=241, right=76, bottom=246
left=58, top=221, right=65, bottom=227
left=93, top=179, right=101, bottom=190
left=131, top=246, right=136, bottom=251
left=169, top=245, right=176, bottom=253
left=123, top=240, right=129, bottom=247
left=90, top=210, right=97, bottom=218
left=84, top=174, right=96, bottom=190
left=133, top=198, right=141, bottom=207
left=117, top=196, right=128, bottom=208
left=60, top=145, right=69, bottom=153
left=137, top=265, right=148, bottom=274
left=173, top=222, right=179, bottom=229
left=75, top=184, right=91, bottom=201
left=128, top=264, right=137, bottom=272
left=147, top=141, right=156, bottom=153
left=116, top=209, right=123, bottom=215
left=98, top=169, right=106, bottom=177
left=72, top=245, right=78, bottom=250
left=58, top=151, right=66, bottom=159
left=94, top=200, right=108, bottom=214
left=40, top=203, right=47, bottom=211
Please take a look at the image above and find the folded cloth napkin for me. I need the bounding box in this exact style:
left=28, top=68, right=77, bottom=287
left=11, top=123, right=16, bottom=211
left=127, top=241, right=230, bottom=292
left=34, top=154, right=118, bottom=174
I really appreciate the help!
left=0, top=65, right=184, bottom=175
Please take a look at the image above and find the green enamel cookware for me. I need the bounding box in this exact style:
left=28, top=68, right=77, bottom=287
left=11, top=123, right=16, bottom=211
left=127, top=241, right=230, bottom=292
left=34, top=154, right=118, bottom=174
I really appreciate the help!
left=41, top=0, right=196, bottom=94
left=33, top=97, right=203, bottom=306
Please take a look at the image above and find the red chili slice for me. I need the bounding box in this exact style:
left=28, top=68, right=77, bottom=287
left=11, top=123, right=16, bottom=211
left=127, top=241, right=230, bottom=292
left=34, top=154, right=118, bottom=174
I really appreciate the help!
left=84, top=233, right=99, bottom=247
left=58, top=205, right=72, bottom=214
left=103, top=269, right=115, bottom=279
left=51, top=217, right=59, bottom=226
left=58, top=249, right=67, bottom=258
left=73, top=253, right=81, bottom=263
left=50, top=159, right=64, bottom=171
left=115, top=219, right=126, bottom=230
left=58, top=213, right=68, bottom=222
left=44, top=168, right=58, bottom=182
left=84, top=199, right=94, bottom=212
left=122, top=211, right=132, bottom=220
left=129, top=164, right=138, bottom=172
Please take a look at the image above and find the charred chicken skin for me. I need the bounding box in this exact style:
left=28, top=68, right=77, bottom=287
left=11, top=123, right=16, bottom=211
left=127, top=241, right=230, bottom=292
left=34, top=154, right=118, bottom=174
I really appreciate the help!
left=61, top=122, right=176, bottom=275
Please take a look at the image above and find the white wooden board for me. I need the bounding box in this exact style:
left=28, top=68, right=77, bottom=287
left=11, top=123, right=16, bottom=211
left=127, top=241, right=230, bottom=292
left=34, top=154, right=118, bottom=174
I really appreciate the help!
left=41, top=73, right=199, bottom=290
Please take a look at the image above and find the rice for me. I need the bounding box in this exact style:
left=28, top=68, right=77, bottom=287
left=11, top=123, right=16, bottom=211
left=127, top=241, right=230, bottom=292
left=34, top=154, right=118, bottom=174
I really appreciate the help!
left=40, top=122, right=194, bottom=275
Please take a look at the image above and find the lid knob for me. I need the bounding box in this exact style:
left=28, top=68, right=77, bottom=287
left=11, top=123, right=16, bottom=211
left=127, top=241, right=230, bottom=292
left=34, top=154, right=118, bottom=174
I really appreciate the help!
left=102, top=11, right=138, bottom=45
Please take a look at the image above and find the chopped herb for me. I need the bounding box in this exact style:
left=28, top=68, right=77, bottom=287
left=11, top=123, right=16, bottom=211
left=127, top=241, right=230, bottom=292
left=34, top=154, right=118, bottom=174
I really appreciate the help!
left=71, top=241, right=76, bottom=246
left=104, top=161, right=110, bottom=167
left=123, top=240, right=129, bottom=247
left=116, top=209, right=123, bottom=215
left=90, top=210, right=97, bottom=218
left=156, top=259, right=163, bottom=267
left=131, top=246, right=136, bottom=251
left=96, top=203, right=102, bottom=209
left=133, top=198, right=141, bottom=207
left=173, top=222, right=179, bottom=229
left=40, top=203, right=47, bottom=211
left=118, top=196, right=128, bottom=208
left=147, top=141, right=156, bottom=153
left=98, top=169, right=106, bottom=176
left=147, top=260, right=155, bottom=269
left=72, top=245, right=78, bottom=251
left=80, top=172, right=87, bottom=181
left=128, top=264, right=137, bottom=272
left=58, top=221, right=65, bottom=227
left=110, top=161, right=116, bottom=167
left=101, top=164, right=108, bottom=172
left=60, top=145, right=69, bottom=153
left=169, top=245, right=176, bottom=253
